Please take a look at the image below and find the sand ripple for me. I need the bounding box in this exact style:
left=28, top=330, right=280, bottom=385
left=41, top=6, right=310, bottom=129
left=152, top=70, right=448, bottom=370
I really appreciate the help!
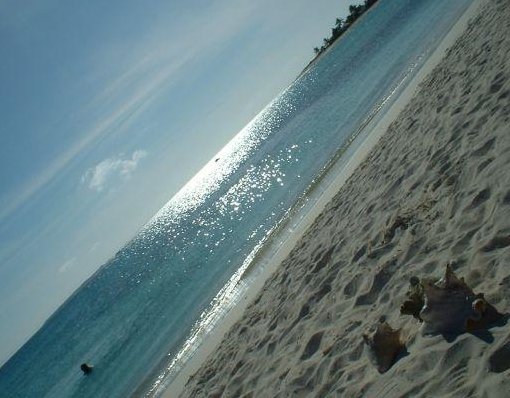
left=182, top=0, right=510, bottom=396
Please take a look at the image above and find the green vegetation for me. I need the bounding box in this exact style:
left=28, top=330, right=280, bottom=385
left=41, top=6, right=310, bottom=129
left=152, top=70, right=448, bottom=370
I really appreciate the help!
left=313, top=0, right=379, bottom=56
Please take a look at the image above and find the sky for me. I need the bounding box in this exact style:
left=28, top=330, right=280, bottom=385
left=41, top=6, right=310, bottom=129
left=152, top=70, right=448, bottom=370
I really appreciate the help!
left=0, top=0, right=362, bottom=365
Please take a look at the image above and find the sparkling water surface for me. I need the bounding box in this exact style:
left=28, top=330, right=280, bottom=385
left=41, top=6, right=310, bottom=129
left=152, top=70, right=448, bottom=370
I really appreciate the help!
left=0, top=0, right=473, bottom=396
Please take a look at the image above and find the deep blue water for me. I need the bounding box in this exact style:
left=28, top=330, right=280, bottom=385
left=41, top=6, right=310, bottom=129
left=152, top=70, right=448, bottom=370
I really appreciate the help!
left=0, top=0, right=473, bottom=396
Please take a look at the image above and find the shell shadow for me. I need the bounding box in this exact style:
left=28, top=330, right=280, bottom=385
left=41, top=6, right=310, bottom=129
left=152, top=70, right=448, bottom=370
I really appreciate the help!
left=394, top=345, right=410, bottom=364
left=425, top=311, right=509, bottom=343
left=467, top=312, right=509, bottom=343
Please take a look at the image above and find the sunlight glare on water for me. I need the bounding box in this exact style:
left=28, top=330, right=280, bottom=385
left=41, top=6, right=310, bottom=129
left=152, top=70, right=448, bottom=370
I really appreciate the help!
left=140, top=91, right=306, bottom=259
left=0, top=1, right=475, bottom=397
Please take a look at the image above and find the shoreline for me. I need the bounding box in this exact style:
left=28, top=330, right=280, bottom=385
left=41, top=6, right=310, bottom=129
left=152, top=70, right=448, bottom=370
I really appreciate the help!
left=161, top=1, right=486, bottom=396
left=182, top=0, right=510, bottom=393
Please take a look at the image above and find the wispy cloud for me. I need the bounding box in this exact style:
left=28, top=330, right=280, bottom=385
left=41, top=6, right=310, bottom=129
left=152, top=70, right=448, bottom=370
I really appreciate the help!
left=0, top=0, right=264, bottom=224
left=57, top=257, right=77, bottom=274
left=82, top=150, right=147, bottom=192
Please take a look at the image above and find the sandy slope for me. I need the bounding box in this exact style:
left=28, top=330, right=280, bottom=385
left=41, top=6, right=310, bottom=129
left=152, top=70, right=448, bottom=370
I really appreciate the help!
left=180, top=0, right=510, bottom=396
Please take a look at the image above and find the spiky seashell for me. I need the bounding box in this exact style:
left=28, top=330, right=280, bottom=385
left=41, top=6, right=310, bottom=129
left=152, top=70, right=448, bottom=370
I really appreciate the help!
left=363, top=319, right=405, bottom=373
left=465, top=296, right=504, bottom=332
left=406, top=264, right=503, bottom=335
left=400, top=276, right=424, bottom=320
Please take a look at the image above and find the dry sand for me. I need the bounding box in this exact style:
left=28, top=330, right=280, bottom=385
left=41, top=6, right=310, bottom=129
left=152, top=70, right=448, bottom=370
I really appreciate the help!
left=179, top=0, right=510, bottom=396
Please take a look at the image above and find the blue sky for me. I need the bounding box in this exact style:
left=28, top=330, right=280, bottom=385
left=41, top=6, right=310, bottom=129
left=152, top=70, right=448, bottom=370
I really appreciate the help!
left=0, top=0, right=360, bottom=365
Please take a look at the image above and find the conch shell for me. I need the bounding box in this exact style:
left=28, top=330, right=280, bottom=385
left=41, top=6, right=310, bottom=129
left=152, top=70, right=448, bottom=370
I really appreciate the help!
left=400, top=276, right=425, bottom=321
left=401, top=264, right=503, bottom=335
left=363, top=318, right=405, bottom=373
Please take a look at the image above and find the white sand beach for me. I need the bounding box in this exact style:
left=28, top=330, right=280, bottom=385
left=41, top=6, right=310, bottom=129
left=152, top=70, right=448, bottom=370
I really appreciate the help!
left=175, top=0, right=510, bottom=396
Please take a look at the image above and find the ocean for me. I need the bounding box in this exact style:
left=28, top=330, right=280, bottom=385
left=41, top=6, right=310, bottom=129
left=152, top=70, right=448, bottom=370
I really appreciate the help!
left=0, top=0, right=473, bottom=396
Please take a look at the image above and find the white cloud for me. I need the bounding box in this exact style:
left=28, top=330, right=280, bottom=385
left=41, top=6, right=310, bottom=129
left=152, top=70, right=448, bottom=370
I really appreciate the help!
left=0, top=1, right=259, bottom=224
left=82, top=150, right=147, bottom=192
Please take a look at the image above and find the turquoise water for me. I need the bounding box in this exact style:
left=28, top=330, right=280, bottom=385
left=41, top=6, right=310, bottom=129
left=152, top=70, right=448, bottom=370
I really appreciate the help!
left=0, top=0, right=473, bottom=396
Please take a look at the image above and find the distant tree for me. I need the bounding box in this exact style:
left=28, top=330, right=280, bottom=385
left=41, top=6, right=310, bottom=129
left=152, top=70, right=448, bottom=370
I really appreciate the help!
left=312, top=0, right=379, bottom=57
left=348, top=4, right=364, bottom=14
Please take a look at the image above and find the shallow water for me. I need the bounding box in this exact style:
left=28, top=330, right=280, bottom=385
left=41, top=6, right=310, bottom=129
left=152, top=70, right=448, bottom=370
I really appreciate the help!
left=0, top=0, right=473, bottom=396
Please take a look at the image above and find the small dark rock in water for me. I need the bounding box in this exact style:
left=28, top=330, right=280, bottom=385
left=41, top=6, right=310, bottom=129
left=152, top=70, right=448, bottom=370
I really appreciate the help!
left=80, top=363, right=93, bottom=375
